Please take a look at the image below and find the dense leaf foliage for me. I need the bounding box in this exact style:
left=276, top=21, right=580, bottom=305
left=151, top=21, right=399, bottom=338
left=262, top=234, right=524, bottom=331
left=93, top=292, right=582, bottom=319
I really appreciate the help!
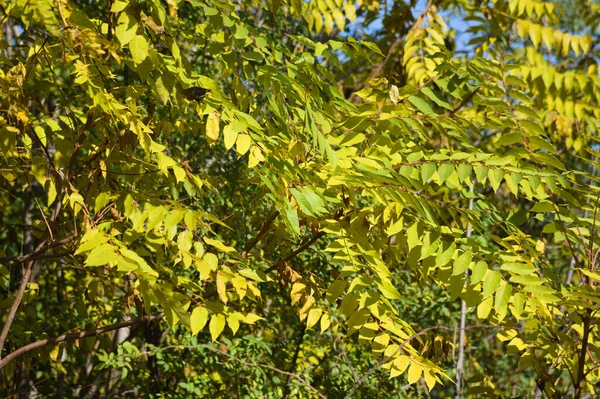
left=1, top=0, right=600, bottom=397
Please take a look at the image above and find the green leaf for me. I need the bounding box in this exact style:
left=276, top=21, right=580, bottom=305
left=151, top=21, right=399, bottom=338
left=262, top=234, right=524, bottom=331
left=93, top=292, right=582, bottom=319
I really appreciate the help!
left=452, top=251, right=472, bottom=276
left=437, top=163, right=454, bottom=184
left=436, top=243, right=456, bottom=268
left=470, top=261, right=488, bottom=285
left=482, top=270, right=502, bottom=299
left=421, top=163, right=436, bottom=182
left=129, top=35, right=149, bottom=65
left=85, top=244, right=119, bottom=266
left=407, top=96, right=435, bottom=116
left=290, top=187, right=327, bottom=216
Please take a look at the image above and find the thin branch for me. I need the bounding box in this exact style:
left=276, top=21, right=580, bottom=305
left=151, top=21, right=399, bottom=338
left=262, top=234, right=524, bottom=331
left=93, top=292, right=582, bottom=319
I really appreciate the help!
left=241, top=211, right=279, bottom=258
left=0, top=239, right=47, bottom=359
left=336, top=336, right=358, bottom=383
left=0, top=236, right=74, bottom=263
left=0, top=313, right=164, bottom=370
left=574, top=312, right=592, bottom=399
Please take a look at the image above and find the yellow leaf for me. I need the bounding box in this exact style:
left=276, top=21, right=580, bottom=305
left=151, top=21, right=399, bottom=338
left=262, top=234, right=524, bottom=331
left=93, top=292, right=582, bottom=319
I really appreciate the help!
left=344, top=1, right=356, bottom=22
left=50, top=345, right=60, bottom=361
left=324, top=12, right=334, bottom=35
left=562, top=33, right=571, bottom=56
left=190, top=306, right=208, bottom=335
left=206, top=112, right=220, bottom=145
left=194, top=253, right=218, bottom=280
left=231, top=275, right=247, bottom=299
left=423, top=369, right=437, bottom=391
left=541, top=26, right=554, bottom=49
left=390, top=355, right=410, bottom=378
left=216, top=272, right=228, bottom=304
left=248, top=146, right=264, bottom=168
left=236, top=133, right=252, bottom=156
left=313, top=9, right=323, bottom=33
left=242, top=313, right=263, bottom=324
left=332, top=9, right=345, bottom=31
left=306, top=308, right=322, bottom=329
left=203, top=237, right=236, bottom=253
left=528, top=23, right=541, bottom=48
left=209, top=314, right=226, bottom=341
left=223, top=124, right=238, bottom=150
left=320, top=312, right=331, bottom=332
left=407, top=361, right=422, bottom=384
left=228, top=313, right=241, bottom=335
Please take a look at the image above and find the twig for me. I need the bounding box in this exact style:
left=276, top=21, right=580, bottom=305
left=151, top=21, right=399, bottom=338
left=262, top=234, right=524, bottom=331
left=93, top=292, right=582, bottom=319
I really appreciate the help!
left=337, top=337, right=358, bottom=383
left=0, top=236, right=74, bottom=263
left=241, top=211, right=279, bottom=258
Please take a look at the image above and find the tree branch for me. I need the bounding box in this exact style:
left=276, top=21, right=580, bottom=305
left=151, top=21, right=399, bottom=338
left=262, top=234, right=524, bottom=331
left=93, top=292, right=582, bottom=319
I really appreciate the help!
left=241, top=211, right=279, bottom=258
left=0, top=313, right=164, bottom=370
left=0, top=239, right=47, bottom=358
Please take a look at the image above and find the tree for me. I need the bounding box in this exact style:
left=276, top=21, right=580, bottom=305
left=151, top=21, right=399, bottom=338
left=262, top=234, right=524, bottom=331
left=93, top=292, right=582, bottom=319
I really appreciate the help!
left=0, top=0, right=599, bottom=397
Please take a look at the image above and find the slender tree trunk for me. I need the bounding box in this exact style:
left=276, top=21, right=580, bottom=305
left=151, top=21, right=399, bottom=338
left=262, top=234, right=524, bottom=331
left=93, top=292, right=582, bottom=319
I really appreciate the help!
left=455, top=197, right=474, bottom=399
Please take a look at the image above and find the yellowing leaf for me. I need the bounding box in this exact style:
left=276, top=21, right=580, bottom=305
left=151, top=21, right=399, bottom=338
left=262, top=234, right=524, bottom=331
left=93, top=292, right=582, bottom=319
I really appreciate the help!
left=190, top=306, right=209, bottom=335
left=223, top=124, right=238, bottom=150
left=306, top=308, right=322, bottom=329
left=332, top=9, right=345, bottom=31
left=541, top=26, right=554, bottom=49
left=216, top=272, right=228, bottom=304
left=206, top=112, right=220, bottom=144
left=482, top=270, right=502, bottom=299
left=242, top=313, right=263, bottom=324
left=407, top=362, right=422, bottom=384
left=528, top=23, right=542, bottom=48
left=389, top=84, right=399, bottom=105
left=85, top=244, right=119, bottom=266
left=452, top=250, right=472, bottom=276
left=323, top=12, right=334, bottom=35
left=203, top=237, right=236, bottom=253
left=477, top=296, right=493, bottom=320
left=320, top=312, right=331, bottom=332
left=344, top=1, right=356, bottom=22
left=236, top=133, right=252, bottom=155
left=129, top=35, right=149, bottom=65
left=209, top=314, right=226, bottom=342
left=228, top=313, right=241, bottom=335
left=248, top=146, right=264, bottom=168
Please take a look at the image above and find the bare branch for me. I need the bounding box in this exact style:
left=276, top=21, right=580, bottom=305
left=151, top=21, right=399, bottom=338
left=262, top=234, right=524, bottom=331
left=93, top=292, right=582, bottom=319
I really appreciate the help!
left=0, top=313, right=164, bottom=370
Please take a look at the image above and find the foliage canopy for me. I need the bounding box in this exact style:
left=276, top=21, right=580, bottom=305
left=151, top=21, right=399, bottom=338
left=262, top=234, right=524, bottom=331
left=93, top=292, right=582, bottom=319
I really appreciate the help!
left=1, top=0, right=600, bottom=397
